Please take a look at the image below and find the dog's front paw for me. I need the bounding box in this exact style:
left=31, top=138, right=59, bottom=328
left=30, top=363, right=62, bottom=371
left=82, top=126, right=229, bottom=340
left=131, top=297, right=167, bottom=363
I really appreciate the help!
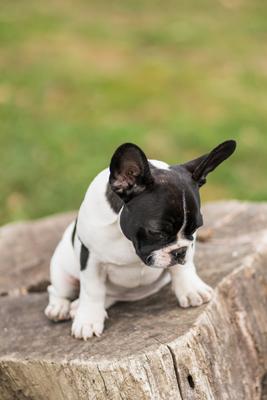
left=45, top=298, right=71, bottom=321
left=71, top=307, right=107, bottom=340
left=174, top=275, right=213, bottom=308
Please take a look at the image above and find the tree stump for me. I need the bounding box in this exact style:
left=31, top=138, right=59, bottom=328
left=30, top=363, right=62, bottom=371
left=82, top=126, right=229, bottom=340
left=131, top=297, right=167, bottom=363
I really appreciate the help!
left=0, top=202, right=266, bottom=400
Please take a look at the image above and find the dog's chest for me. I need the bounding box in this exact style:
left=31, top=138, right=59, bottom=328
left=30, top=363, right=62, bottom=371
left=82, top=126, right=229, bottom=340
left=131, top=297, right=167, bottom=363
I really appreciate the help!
left=106, top=262, right=163, bottom=288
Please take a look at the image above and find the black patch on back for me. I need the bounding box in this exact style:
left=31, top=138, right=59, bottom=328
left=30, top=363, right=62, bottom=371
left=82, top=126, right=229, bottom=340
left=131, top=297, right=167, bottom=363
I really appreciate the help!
left=71, top=219, right=77, bottom=247
left=106, top=183, right=123, bottom=214
left=80, top=242, right=89, bottom=271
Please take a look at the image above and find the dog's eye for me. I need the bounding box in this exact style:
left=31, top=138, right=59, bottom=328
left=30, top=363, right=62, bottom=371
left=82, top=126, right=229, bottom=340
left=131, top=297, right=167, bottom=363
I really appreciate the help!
left=147, top=230, right=166, bottom=239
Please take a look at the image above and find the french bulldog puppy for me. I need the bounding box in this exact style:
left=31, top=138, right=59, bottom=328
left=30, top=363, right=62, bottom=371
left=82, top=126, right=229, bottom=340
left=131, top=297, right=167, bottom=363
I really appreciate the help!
left=45, top=140, right=236, bottom=340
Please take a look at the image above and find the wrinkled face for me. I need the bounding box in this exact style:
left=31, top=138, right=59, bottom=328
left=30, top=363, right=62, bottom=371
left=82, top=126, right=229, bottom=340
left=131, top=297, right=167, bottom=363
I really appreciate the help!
left=119, top=170, right=203, bottom=268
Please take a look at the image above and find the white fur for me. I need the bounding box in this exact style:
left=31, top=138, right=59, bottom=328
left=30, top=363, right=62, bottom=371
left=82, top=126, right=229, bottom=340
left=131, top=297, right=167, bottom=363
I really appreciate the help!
left=149, top=159, right=170, bottom=170
left=169, top=236, right=213, bottom=307
left=45, top=161, right=213, bottom=340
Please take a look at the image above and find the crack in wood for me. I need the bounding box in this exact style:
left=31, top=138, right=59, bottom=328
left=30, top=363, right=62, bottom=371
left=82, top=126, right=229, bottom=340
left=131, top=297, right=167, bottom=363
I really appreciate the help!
left=97, top=366, right=108, bottom=394
left=166, top=345, right=184, bottom=400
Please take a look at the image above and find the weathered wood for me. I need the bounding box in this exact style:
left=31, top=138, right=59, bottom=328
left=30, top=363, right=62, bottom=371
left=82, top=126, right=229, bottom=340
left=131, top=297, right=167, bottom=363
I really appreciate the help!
left=0, top=201, right=266, bottom=399
left=0, top=212, right=76, bottom=296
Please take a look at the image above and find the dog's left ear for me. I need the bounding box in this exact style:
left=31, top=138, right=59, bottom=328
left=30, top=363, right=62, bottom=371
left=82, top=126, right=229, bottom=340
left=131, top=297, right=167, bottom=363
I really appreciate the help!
left=109, top=143, right=154, bottom=202
left=179, top=140, right=236, bottom=186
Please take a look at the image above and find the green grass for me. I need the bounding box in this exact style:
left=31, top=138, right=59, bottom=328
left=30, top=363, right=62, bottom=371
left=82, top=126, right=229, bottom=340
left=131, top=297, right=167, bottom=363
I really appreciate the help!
left=1, top=0, right=267, bottom=225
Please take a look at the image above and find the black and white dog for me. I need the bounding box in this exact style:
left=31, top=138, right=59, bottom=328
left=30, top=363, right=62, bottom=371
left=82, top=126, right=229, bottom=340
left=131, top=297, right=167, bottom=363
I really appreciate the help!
left=45, top=140, right=236, bottom=340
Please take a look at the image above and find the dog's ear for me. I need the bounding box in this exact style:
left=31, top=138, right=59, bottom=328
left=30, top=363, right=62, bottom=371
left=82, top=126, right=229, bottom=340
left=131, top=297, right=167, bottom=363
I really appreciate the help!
left=109, top=143, right=154, bottom=202
left=180, top=140, right=236, bottom=187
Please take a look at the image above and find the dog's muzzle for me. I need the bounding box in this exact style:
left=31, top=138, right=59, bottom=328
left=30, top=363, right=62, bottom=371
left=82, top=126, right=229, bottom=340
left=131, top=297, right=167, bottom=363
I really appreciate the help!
left=145, top=245, right=188, bottom=268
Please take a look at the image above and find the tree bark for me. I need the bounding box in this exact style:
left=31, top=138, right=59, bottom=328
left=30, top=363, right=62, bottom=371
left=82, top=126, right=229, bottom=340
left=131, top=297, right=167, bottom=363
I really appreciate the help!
left=0, top=201, right=266, bottom=399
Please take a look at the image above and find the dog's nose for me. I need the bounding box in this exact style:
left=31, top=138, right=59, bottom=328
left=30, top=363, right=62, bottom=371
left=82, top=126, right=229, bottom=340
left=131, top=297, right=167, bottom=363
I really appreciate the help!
left=171, top=247, right=187, bottom=263
left=146, top=255, right=154, bottom=266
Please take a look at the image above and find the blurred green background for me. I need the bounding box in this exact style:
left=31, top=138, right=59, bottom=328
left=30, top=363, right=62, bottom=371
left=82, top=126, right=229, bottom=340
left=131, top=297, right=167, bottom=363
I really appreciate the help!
left=0, top=0, right=266, bottom=225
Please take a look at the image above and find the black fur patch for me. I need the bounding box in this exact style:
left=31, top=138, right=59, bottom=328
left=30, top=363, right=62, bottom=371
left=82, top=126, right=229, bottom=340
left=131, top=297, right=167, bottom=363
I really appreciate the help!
left=80, top=242, right=89, bottom=271
left=71, top=219, right=77, bottom=247
left=106, top=183, right=123, bottom=214
left=119, top=164, right=203, bottom=265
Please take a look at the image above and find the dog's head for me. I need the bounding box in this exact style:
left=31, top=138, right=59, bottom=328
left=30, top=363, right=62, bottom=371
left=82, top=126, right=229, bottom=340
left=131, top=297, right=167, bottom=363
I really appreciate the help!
left=109, top=141, right=236, bottom=268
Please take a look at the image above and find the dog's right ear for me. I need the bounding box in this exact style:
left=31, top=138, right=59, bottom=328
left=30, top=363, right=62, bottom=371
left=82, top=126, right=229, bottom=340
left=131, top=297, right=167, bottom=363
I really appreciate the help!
left=109, top=143, right=154, bottom=202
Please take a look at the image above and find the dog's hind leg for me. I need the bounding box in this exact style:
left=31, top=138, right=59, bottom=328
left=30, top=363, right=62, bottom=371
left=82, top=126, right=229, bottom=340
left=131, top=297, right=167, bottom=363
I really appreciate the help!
left=45, top=222, right=80, bottom=322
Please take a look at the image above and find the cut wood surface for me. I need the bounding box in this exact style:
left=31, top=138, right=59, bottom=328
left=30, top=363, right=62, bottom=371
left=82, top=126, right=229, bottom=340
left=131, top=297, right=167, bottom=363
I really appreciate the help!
left=0, top=211, right=76, bottom=296
left=0, top=201, right=266, bottom=399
